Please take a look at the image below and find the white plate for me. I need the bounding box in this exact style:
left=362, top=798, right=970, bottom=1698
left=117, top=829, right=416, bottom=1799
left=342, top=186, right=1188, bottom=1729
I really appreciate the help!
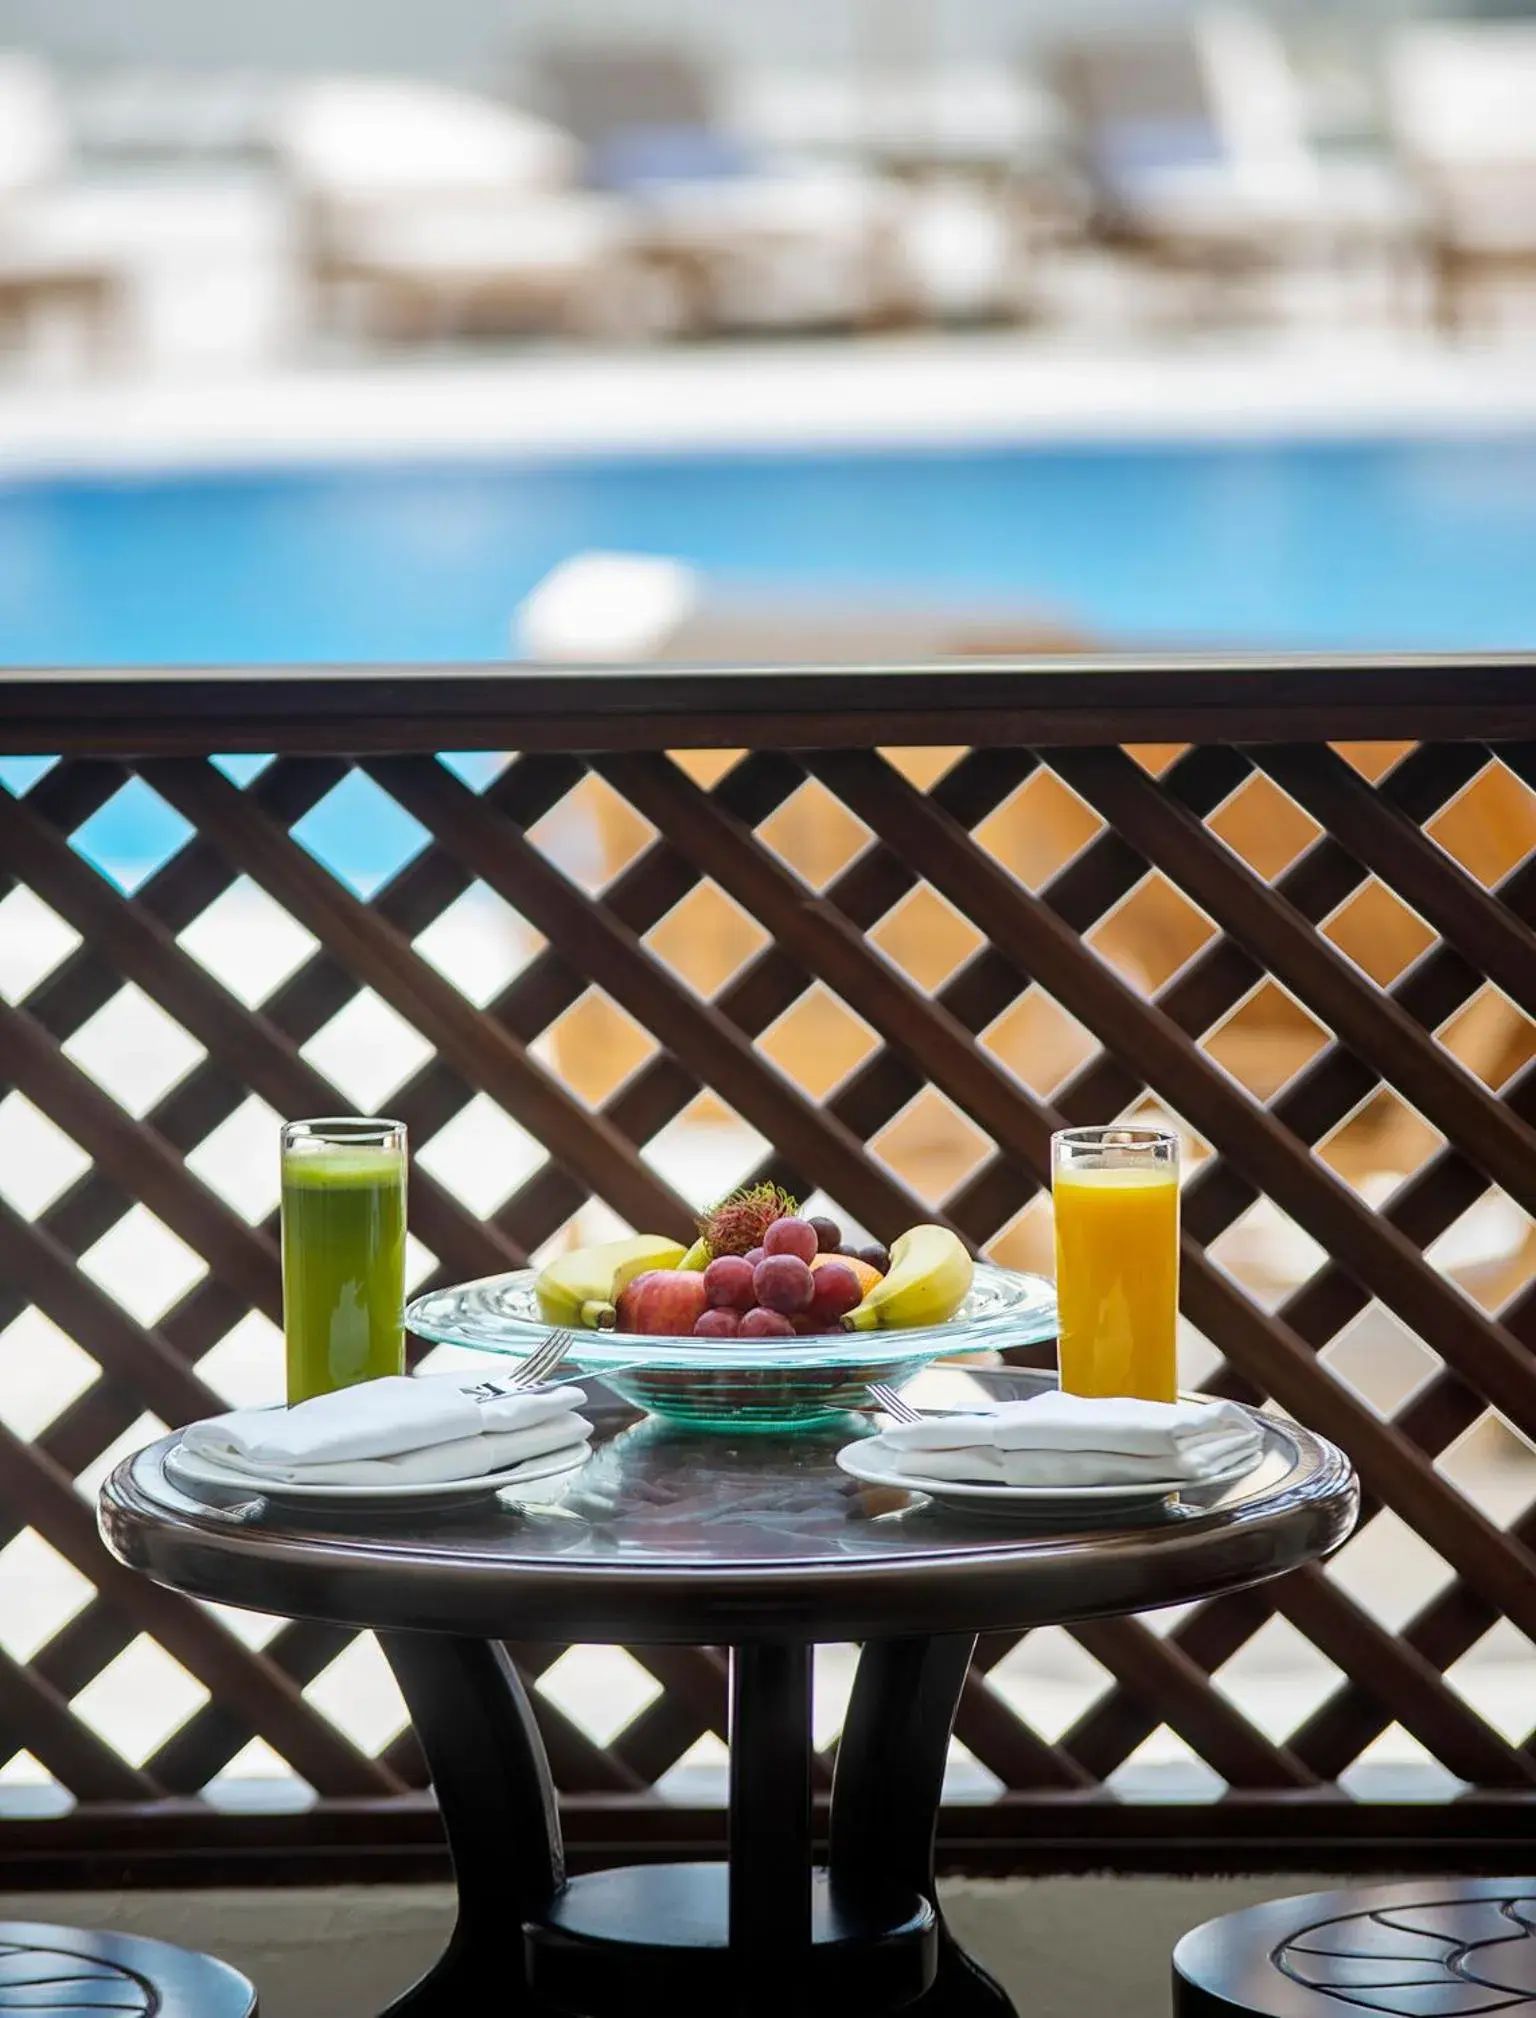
left=836, top=1435, right=1263, bottom=1519
left=164, top=1438, right=591, bottom=1509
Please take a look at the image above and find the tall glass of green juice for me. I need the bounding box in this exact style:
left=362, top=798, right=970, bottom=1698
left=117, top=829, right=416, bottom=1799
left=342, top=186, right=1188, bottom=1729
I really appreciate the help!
left=281, top=1118, right=407, bottom=1403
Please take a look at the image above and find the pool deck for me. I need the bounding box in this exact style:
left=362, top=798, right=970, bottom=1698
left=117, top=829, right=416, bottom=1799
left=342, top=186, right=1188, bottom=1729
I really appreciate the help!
left=4, top=329, right=1536, bottom=479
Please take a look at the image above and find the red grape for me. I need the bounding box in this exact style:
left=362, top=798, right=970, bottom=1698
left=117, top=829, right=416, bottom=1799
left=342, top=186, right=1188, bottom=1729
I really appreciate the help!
left=743, top=1245, right=766, bottom=1269
left=762, top=1216, right=818, bottom=1264
left=856, top=1243, right=892, bottom=1275
left=806, top=1260, right=862, bottom=1327
left=752, top=1254, right=814, bottom=1314
left=703, top=1255, right=756, bottom=1311
left=809, top=1215, right=842, bottom=1253
left=693, top=1308, right=741, bottom=1338
left=739, top=1307, right=794, bottom=1338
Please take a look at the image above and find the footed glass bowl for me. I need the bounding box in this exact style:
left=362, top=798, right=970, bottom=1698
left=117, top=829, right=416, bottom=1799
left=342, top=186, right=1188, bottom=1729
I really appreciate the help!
left=406, top=1263, right=1058, bottom=1431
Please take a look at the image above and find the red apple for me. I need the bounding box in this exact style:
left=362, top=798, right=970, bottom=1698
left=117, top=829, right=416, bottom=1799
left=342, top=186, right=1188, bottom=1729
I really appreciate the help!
left=615, top=1269, right=709, bottom=1337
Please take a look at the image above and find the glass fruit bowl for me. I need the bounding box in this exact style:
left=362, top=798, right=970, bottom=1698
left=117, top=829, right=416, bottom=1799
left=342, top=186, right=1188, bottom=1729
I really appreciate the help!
left=406, top=1262, right=1058, bottom=1431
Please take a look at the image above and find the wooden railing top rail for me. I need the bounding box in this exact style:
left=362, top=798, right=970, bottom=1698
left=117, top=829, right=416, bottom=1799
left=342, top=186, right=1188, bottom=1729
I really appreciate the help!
left=0, top=655, right=1532, bottom=753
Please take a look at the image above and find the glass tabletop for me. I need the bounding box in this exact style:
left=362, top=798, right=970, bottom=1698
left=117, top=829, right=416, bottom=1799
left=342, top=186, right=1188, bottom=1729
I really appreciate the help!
left=102, top=1371, right=1358, bottom=1645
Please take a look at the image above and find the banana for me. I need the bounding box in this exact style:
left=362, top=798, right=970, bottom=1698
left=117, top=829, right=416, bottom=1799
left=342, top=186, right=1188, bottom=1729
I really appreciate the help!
left=678, top=1237, right=712, bottom=1271
left=843, top=1225, right=973, bottom=1331
left=535, top=1235, right=686, bottom=1329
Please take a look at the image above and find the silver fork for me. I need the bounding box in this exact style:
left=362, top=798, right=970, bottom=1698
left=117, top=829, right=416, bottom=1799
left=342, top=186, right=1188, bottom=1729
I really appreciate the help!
left=495, top=1328, right=575, bottom=1393
left=868, top=1380, right=922, bottom=1425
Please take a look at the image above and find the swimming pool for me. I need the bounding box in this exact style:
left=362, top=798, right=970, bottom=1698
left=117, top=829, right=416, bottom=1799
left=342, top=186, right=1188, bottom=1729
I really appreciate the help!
left=1, top=434, right=1535, bottom=667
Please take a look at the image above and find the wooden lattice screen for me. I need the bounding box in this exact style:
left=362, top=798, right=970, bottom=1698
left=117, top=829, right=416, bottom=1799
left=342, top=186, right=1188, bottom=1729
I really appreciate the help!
left=0, top=661, right=1533, bottom=1885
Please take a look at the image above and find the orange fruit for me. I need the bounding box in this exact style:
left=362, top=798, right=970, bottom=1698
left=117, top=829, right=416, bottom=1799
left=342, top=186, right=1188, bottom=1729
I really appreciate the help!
left=811, top=1252, right=883, bottom=1295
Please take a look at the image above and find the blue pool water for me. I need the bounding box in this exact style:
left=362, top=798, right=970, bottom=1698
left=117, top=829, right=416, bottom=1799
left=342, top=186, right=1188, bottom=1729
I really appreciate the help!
left=1, top=435, right=1536, bottom=667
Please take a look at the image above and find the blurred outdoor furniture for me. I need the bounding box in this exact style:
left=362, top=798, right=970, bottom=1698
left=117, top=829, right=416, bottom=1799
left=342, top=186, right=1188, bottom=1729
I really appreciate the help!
left=723, top=66, right=1051, bottom=181
left=0, top=254, right=119, bottom=363
left=514, top=550, right=1091, bottom=666
left=1389, top=22, right=1536, bottom=333
left=537, top=45, right=720, bottom=175
left=72, top=66, right=276, bottom=165
left=535, top=46, right=915, bottom=333
left=271, top=76, right=635, bottom=341
left=0, top=54, right=124, bottom=365
left=0, top=1922, right=255, bottom=2015
left=1047, top=10, right=1418, bottom=316
left=622, top=164, right=908, bottom=335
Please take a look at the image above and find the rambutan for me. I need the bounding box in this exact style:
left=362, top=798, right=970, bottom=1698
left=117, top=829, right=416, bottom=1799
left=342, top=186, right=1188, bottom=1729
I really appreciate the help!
left=697, top=1182, right=798, bottom=1258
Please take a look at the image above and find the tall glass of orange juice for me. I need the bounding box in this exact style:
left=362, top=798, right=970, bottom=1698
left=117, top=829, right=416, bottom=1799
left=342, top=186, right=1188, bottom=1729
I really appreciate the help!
left=1052, top=1125, right=1179, bottom=1402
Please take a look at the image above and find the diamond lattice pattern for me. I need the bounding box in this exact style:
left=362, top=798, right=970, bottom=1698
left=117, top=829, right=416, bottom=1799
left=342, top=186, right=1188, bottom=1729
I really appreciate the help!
left=0, top=737, right=1530, bottom=1816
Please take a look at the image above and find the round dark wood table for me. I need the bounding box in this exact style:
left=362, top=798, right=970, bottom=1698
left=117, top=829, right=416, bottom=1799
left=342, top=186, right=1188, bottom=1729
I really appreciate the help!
left=100, top=1371, right=1356, bottom=2018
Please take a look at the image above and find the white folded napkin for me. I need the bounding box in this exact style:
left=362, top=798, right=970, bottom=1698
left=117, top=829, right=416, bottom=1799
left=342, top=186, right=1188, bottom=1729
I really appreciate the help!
left=180, top=1374, right=590, bottom=1487
left=186, top=1414, right=591, bottom=1489
left=879, top=1390, right=1263, bottom=1488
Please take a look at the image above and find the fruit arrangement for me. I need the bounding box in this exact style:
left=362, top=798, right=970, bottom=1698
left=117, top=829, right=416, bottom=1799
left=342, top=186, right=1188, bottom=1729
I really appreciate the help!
left=534, top=1183, right=974, bottom=1341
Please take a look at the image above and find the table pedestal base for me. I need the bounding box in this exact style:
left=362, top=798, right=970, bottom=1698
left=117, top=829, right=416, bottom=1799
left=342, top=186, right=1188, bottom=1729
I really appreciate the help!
left=379, top=1629, right=1018, bottom=2018
left=528, top=1862, right=934, bottom=2012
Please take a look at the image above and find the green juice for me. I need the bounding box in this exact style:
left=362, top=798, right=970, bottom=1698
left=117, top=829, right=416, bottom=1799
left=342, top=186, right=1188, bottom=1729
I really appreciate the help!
left=281, top=1146, right=407, bottom=1403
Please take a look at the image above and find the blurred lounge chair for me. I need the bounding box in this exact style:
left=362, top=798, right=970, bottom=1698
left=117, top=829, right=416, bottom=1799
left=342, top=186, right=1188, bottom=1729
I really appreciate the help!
left=1046, top=9, right=1416, bottom=312
left=514, top=550, right=1088, bottom=665
left=533, top=46, right=912, bottom=334
left=1389, top=22, right=1536, bottom=332
left=725, top=66, right=1049, bottom=324
left=0, top=53, right=123, bottom=366
left=272, top=76, right=637, bottom=342
left=725, top=65, right=1044, bottom=181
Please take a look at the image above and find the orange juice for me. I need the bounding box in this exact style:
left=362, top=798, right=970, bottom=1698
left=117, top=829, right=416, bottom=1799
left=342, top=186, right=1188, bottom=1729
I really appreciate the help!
left=1053, top=1165, right=1179, bottom=1401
